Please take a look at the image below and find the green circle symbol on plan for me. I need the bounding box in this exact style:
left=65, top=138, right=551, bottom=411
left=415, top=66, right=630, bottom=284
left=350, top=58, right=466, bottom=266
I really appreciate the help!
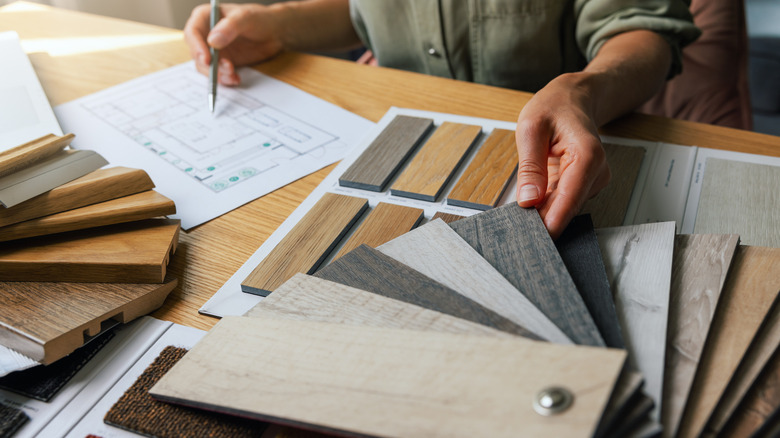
left=207, top=166, right=216, bottom=171
left=229, top=176, right=239, bottom=182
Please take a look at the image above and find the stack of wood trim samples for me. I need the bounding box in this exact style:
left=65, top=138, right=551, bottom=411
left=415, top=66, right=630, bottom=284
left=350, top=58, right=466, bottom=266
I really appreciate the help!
left=0, top=134, right=180, bottom=366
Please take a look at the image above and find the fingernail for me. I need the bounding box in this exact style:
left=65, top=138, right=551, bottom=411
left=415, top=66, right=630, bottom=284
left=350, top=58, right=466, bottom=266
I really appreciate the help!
left=518, top=184, right=539, bottom=203
left=208, top=31, right=225, bottom=48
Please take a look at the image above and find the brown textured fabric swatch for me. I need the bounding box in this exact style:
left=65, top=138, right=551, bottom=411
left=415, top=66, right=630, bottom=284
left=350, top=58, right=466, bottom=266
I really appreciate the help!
left=0, top=402, right=28, bottom=438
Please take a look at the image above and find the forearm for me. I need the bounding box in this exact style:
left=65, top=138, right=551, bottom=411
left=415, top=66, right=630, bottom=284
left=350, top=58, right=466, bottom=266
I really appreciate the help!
left=270, top=0, right=362, bottom=52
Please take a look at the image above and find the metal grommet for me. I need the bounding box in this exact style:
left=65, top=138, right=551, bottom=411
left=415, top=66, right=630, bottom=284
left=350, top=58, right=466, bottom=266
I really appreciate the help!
left=427, top=47, right=439, bottom=57
left=533, top=387, right=573, bottom=416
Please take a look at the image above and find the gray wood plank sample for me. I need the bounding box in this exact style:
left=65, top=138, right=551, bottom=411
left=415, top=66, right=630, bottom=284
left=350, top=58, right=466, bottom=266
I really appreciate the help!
left=448, top=203, right=604, bottom=346
left=314, top=244, right=540, bottom=340
left=580, top=143, right=645, bottom=228
left=338, top=115, right=433, bottom=191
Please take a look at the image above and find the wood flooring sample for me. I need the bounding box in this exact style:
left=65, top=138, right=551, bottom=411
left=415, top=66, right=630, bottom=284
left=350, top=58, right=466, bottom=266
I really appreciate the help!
left=332, top=202, right=423, bottom=260
left=722, top=345, right=780, bottom=437
left=241, top=193, right=368, bottom=296
left=390, top=122, right=481, bottom=202
left=694, top=158, right=780, bottom=247
left=0, top=133, right=74, bottom=178
left=596, top=221, right=675, bottom=421
left=449, top=203, right=604, bottom=346
left=339, top=115, right=433, bottom=191
left=593, top=370, right=645, bottom=438
left=378, top=219, right=571, bottom=344
left=580, top=143, right=645, bottom=228
left=0, top=219, right=180, bottom=283
left=150, top=317, right=626, bottom=438
left=431, top=211, right=465, bottom=223
left=446, top=128, right=517, bottom=210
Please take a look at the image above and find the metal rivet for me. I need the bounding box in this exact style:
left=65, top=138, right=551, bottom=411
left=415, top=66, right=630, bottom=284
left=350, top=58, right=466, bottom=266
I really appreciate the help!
left=533, top=387, right=573, bottom=416
left=427, top=47, right=439, bottom=57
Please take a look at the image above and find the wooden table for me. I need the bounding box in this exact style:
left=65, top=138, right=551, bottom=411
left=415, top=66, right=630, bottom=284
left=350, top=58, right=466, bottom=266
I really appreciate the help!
left=2, top=1, right=779, bottom=332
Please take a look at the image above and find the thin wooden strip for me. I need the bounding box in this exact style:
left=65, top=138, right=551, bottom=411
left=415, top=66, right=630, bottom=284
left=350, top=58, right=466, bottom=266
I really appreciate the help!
left=449, top=203, right=605, bottom=346
left=594, top=370, right=645, bottom=438
left=605, top=395, right=655, bottom=437
left=431, top=212, right=465, bottom=224
left=333, top=202, right=423, bottom=260
left=338, top=115, right=433, bottom=191
left=0, top=133, right=74, bottom=178
left=446, top=128, right=517, bottom=210
left=390, top=122, right=482, bottom=201
left=722, top=346, right=780, bottom=437
left=150, top=317, right=626, bottom=438
left=241, top=193, right=368, bottom=296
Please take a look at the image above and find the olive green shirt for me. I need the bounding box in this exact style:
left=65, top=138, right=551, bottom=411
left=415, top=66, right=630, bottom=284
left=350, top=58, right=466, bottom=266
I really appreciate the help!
left=350, top=0, right=700, bottom=92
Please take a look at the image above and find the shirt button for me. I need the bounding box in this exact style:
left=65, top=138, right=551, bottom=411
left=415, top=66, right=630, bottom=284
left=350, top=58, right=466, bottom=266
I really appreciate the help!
left=427, top=47, right=440, bottom=57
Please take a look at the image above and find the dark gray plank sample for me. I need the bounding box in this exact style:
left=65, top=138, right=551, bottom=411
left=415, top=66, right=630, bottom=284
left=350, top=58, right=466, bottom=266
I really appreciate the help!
left=338, top=115, right=433, bottom=192
left=449, top=203, right=605, bottom=346
left=555, top=214, right=624, bottom=349
left=314, top=245, right=541, bottom=340
left=0, top=402, right=28, bottom=438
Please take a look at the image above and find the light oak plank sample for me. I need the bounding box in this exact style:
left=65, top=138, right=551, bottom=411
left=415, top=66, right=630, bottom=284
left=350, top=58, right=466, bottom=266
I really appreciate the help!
left=431, top=211, right=465, bottom=223
left=338, top=115, right=433, bottom=191
left=0, top=190, right=175, bottom=242
left=150, top=317, right=626, bottom=438
left=0, top=133, right=74, bottom=178
left=580, top=143, right=645, bottom=228
left=332, top=202, right=423, bottom=260
left=555, top=214, right=624, bottom=349
left=0, top=276, right=177, bottom=364
left=676, top=245, right=780, bottom=438
left=722, top=345, right=780, bottom=437
left=662, top=234, right=739, bottom=438
left=390, top=122, right=482, bottom=201
left=241, top=193, right=368, bottom=296
left=0, top=166, right=155, bottom=227
left=0, top=219, right=180, bottom=283
left=315, top=244, right=540, bottom=339
left=449, top=203, right=605, bottom=346
left=596, top=221, right=676, bottom=421
left=446, top=128, right=517, bottom=210
left=378, top=219, right=571, bottom=344
left=694, top=158, right=780, bottom=248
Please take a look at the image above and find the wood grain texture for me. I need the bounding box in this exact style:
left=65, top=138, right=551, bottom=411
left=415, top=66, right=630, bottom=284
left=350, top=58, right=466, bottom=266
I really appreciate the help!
left=446, top=128, right=517, bottom=210
left=0, top=219, right=180, bottom=283
left=449, top=203, right=604, bottom=346
left=431, top=212, right=465, bottom=224
left=662, top=234, right=740, bottom=438
left=580, top=143, right=645, bottom=228
left=390, top=122, right=482, bottom=202
left=314, top=244, right=540, bottom=339
left=0, top=166, right=155, bottom=227
left=555, top=214, right=624, bottom=349
left=332, top=202, right=423, bottom=260
left=0, top=133, right=74, bottom=178
left=0, top=189, right=174, bottom=242
left=241, top=193, right=368, bottom=296
left=694, top=158, right=780, bottom=248
left=150, top=317, right=626, bottom=438
left=338, top=115, right=433, bottom=191
left=721, top=344, right=780, bottom=437
left=596, top=221, right=676, bottom=421
left=676, top=245, right=780, bottom=438
left=378, top=219, right=571, bottom=344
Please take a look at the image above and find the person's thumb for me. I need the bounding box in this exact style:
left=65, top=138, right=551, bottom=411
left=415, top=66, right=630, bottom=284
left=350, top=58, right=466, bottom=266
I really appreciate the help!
left=515, top=121, right=549, bottom=207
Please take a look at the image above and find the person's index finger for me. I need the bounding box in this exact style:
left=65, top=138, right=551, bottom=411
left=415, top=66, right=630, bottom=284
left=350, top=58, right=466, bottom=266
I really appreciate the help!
left=184, top=4, right=212, bottom=65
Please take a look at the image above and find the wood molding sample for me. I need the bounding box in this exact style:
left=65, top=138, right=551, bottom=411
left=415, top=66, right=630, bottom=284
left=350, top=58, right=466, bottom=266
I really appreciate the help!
left=0, top=133, right=74, bottom=178
left=580, top=143, right=645, bottom=228
left=431, top=212, right=465, bottom=224
left=332, top=202, right=423, bottom=260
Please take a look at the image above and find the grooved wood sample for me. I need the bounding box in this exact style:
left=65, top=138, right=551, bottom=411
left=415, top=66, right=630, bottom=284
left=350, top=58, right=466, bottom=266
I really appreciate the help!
left=694, top=158, right=780, bottom=247
left=431, top=212, right=465, bottom=224
left=446, top=128, right=517, bottom=210
left=378, top=219, right=571, bottom=344
left=0, top=133, right=74, bottom=178
left=338, top=115, right=433, bottom=191
left=390, top=122, right=482, bottom=201
left=0, top=219, right=180, bottom=283
left=333, top=202, right=423, bottom=260
left=722, top=344, right=780, bottom=437
left=662, top=234, right=740, bottom=438
left=596, top=221, right=676, bottom=421
left=555, top=214, right=624, bottom=348
left=241, top=193, right=368, bottom=296
left=0, top=190, right=175, bottom=242
left=0, top=167, right=155, bottom=227
left=449, top=203, right=604, bottom=346
left=150, top=317, right=626, bottom=438
left=676, top=245, right=780, bottom=438
left=315, top=244, right=540, bottom=339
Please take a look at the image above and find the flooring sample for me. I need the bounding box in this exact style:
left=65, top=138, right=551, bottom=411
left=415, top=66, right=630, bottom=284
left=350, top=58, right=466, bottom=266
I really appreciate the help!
left=332, top=202, right=423, bottom=260
left=676, top=245, right=780, bottom=438
left=150, top=317, right=626, bottom=438
left=431, top=211, right=465, bottom=223
left=662, top=234, right=740, bottom=437
left=241, top=193, right=368, bottom=296
left=555, top=214, right=624, bottom=348
left=606, top=395, right=654, bottom=437
left=722, top=346, right=780, bottom=437
left=378, top=219, right=571, bottom=344
left=752, top=408, right=780, bottom=438
left=580, top=143, right=646, bottom=228
left=105, top=346, right=267, bottom=438
left=390, top=121, right=481, bottom=201
left=694, top=158, right=780, bottom=247
left=0, top=190, right=175, bottom=242
left=596, top=221, right=675, bottom=421
left=594, top=370, right=645, bottom=438
left=0, top=219, right=180, bottom=283
left=0, top=276, right=178, bottom=364
left=449, top=203, right=604, bottom=346
left=315, top=244, right=540, bottom=339
left=338, top=115, right=433, bottom=191
left=0, top=402, right=28, bottom=438
left=446, top=128, right=517, bottom=210
left=0, top=133, right=74, bottom=178
left=0, top=166, right=155, bottom=227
